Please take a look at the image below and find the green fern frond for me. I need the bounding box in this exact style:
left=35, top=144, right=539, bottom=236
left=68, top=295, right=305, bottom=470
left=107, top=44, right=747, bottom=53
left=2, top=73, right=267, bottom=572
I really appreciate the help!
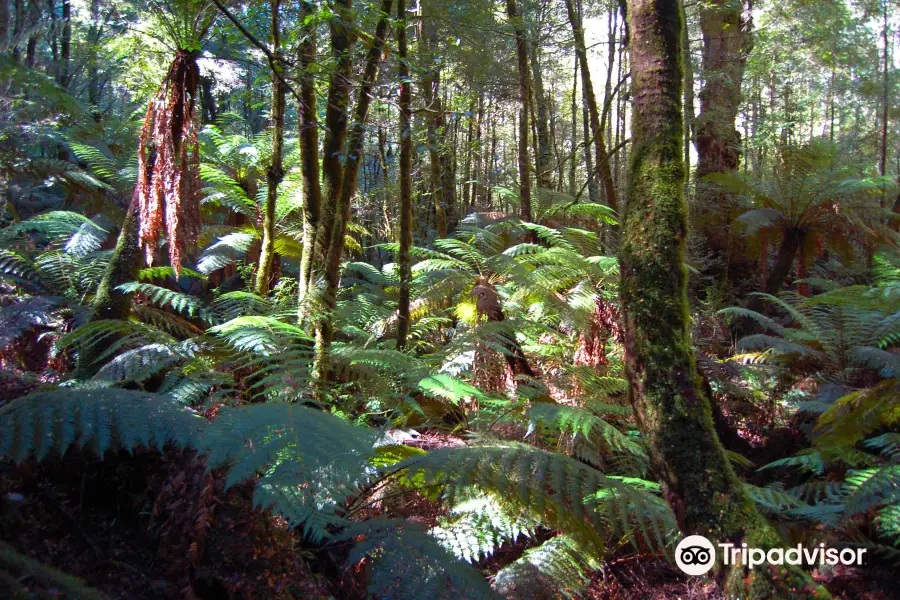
left=0, top=389, right=203, bottom=463
left=391, top=444, right=673, bottom=554
left=527, top=403, right=645, bottom=458
left=493, top=535, right=601, bottom=600
left=199, top=403, right=378, bottom=542
left=341, top=520, right=500, bottom=600
left=116, top=282, right=212, bottom=322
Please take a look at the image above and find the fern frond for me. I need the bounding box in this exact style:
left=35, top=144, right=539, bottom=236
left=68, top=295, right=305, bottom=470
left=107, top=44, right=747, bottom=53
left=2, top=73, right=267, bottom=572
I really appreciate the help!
left=341, top=520, right=500, bottom=600
left=0, top=389, right=203, bottom=462
left=493, top=535, right=601, bottom=600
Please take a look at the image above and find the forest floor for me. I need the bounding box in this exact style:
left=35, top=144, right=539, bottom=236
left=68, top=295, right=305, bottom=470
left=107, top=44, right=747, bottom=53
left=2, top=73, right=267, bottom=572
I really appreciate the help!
left=1, top=362, right=897, bottom=600
left=2, top=434, right=898, bottom=600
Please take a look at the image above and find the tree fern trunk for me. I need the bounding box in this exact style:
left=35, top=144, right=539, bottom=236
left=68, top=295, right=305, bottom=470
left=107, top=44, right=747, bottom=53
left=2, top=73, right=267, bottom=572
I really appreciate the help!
left=77, top=199, right=142, bottom=377
left=620, top=1, right=829, bottom=597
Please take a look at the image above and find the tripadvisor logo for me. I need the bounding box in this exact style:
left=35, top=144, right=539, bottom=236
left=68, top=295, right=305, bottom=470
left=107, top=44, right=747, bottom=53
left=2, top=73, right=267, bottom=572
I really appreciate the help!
left=674, top=535, right=867, bottom=576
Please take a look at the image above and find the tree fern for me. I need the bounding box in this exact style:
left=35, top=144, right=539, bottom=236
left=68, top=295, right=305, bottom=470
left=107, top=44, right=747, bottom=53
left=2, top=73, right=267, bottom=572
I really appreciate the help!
left=340, top=520, right=500, bottom=600
left=0, top=389, right=203, bottom=463
left=493, top=534, right=601, bottom=600
left=390, top=443, right=674, bottom=554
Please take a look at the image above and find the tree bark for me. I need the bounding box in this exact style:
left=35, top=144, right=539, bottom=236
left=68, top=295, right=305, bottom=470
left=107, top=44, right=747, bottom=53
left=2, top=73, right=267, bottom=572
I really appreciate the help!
left=564, top=0, right=618, bottom=218
left=12, top=0, right=23, bottom=63
left=396, top=0, right=412, bottom=349
left=317, top=0, right=393, bottom=376
left=420, top=0, right=451, bottom=237
left=694, top=0, right=750, bottom=249
left=253, top=0, right=284, bottom=296
left=764, top=227, right=803, bottom=296
left=317, top=0, right=355, bottom=263
left=507, top=0, right=533, bottom=225
left=296, top=0, right=322, bottom=320
left=621, top=1, right=829, bottom=597
left=530, top=42, right=553, bottom=191
left=58, top=0, right=71, bottom=86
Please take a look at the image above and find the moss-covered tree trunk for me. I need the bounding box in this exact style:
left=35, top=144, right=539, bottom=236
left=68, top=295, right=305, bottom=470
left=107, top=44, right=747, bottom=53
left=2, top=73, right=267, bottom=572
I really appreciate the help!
left=76, top=199, right=142, bottom=377
left=315, top=0, right=393, bottom=379
left=254, top=0, right=285, bottom=297
left=620, top=1, right=829, bottom=597
left=396, top=0, right=413, bottom=350
left=296, top=0, right=322, bottom=320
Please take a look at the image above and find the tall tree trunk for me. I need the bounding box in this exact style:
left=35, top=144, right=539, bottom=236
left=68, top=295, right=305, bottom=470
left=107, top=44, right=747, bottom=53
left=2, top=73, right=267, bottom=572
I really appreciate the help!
left=253, top=0, right=284, bottom=296
left=87, top=0, right=102, bottom=120
left=694, top=0, right=750, bottom=252
left=316, top=0, right=393, bottom=378
left=25, top=0, right=39, bottom=68
left=879, top=0, right=889, bottom=181
left=530, top=42, right=553, bottom=190
left=296, top=0, right=322, bottom=319
left=59, top=0, right=70, bottom=86
left=397, top=0, right=413, bottom=349
left=621, top=2, right=829, bottom=597
left=582, top=97, right=598, bottom=203
left=682, top=4, right=694, bottom=182
left=420, top=0, right=451, bottom=237
left=564, top=0, right=618, bottom=218
left=0, top=0, right=7, bottom=51
left=506, top=0, right=533, bottom=225
left=569, top=55, right=578, bottom=196
left=462, top=97, right=476, bottom=216
left=12, top=0, right=23, bottom=63
left=317, top=0, right=355, bottom=263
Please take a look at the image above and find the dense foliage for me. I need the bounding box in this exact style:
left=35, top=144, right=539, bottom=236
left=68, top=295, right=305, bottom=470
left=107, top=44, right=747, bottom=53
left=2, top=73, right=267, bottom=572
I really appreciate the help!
left=0, top=0, right=897, bottom=598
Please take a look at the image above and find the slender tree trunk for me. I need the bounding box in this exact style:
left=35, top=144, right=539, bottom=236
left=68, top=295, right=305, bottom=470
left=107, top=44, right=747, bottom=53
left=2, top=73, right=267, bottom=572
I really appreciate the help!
left=24, top=0, right=39, bottom=68
left=316, top=0, right=393, bottom=377
left=462, top=97, right=476, bottom=215
left=472, top=92, right=484, bottom=211
left=582, top=98, right=598, bottom=203
left=420, top=0, right=451, bottom=237
left=879, top=1, right=889, bottom=181
left=59, top=0, right=70, bottom=86
left=397, top=0, right=413, bottom=349
left=296, top=0, right=322, bottom=319
left=87, top=0, right=102, bottom=120
left=317, top=0, right=355, bottom=263
left=622, top=3, right=829, bottom=597
left=564, top=0, right=618, bottom=218
left=0, top=0, right=7, bottom=51
left=12, top=0, right=23, bottom=63
left=506, top=0, right=533, bottom=225
left=530, top=42, right=553, bottom=190
left=254, top=0, right=284, bottom=296
left=569, top=55, right=578, bottom=196
left=682, top=4, right=694, bottom=181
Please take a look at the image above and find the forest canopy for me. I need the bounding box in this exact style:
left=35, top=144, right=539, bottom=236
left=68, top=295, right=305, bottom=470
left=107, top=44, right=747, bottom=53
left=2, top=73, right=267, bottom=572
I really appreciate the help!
left=0, top=0, right=898, bottom=598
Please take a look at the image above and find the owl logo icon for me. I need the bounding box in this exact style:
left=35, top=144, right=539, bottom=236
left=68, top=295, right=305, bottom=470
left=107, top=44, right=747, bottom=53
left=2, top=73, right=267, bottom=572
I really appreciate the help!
left=675, top=535, right=716, bottom=576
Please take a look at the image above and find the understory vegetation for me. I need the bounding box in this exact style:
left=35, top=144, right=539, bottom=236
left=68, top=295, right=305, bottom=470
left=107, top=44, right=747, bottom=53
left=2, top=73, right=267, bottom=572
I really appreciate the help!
left=0, top=0, right=898, bottom=598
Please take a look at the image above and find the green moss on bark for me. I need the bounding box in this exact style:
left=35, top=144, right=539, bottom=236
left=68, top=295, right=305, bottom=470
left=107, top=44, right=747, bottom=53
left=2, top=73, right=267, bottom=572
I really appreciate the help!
left=621, top=1, right=829, bottom=597
left=76, top=204, right=142, bottom=377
